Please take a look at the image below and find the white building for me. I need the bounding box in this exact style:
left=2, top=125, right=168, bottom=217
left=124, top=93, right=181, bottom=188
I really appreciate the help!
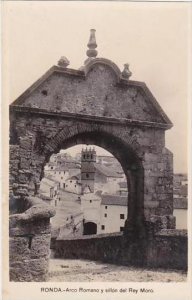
left=94, top=164, right=124, bottom=194
left=81, top=190, right=101, bottom=228
left=117, top=181, right=128, bottom=196
left=65, top=174, right=82, bottom=194
left=98, top=194, right=128, bottom=234
left=81, top=192, right=128, bottom=235
left=39, top=177, right=60, bottom=206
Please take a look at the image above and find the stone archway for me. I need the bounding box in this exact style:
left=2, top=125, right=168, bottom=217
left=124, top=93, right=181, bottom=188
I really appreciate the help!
left=9, top=30, right=175, bottom=281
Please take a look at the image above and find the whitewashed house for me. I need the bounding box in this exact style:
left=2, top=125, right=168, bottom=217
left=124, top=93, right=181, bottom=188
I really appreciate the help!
left=98, top=194, right=128, bottom=234
left=65, top=174, right=82, bottom=194
left=81, top=191, right=101, bottom=231
left=39, top=177, right=60, bottom=206
left=81, top=191, right=128, bottom=235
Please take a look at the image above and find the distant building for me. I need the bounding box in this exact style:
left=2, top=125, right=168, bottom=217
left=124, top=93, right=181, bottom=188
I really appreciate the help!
left=99, top=194, right=128, bottom=234
left=173, top=173, right=188, bottom=207
left=81, top=148, right=96, bottom=193
left=81, top=147, right=124, bottom=194
left=96, top=155, right=116, bottom=165
left=173, top=173, right=188, bottom=229
left=117, top=181, right=128, bottom=196
left=94, top=164, right=124, bottom=194
left=65, top=174, right=82, bottom=194
left=81, top=191, right=101, bottom=235
left=81, top=192, right=128, bottom=235
left=39, top=177, right=60, bottom=206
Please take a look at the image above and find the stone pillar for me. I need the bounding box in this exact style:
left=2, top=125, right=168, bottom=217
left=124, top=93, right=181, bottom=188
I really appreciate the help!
left=124, top=167, right=146, bottom=239
left=9, top=197, right=55, bottom=281
left=143, top=147, right=175, bottom=231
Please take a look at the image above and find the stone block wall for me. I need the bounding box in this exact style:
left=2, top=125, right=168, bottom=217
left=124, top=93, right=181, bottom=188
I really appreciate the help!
left=54, top=230, right=187, bottom=270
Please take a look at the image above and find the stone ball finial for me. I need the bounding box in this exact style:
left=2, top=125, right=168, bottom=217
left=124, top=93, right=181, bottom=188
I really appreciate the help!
left=86, top=29, right=98, bottom=59
left=58, top=56, right=70, bottom=68
left=121, top=63, right=132, bottom=79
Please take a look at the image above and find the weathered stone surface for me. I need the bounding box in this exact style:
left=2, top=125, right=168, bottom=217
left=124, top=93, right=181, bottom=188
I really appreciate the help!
left=30, top=234, right=51, bottom=258
left=9, top=237, right=30, bottom=259
left=10, top=258, right=49, bottom=282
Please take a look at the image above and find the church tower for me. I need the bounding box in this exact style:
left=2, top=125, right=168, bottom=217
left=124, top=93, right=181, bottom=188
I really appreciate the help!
left=81, top=147, right=96, bottom=193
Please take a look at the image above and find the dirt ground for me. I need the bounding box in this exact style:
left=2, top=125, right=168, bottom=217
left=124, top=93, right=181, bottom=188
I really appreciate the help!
left=48, top=259, right=187, bottom=282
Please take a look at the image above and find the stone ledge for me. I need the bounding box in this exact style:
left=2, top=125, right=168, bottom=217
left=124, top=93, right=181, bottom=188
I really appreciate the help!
left=10, top=105, right=171, bottom=129
left=57, top=231, right=123, bottom=241
left=156, top=229, right=187, bottom=237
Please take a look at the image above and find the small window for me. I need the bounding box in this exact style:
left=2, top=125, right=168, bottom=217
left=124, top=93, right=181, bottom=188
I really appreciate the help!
left=75, top=185, right=76, bottom=187
left=83, top=154, right=86, bottom=159
left=90, top=200, right=92, bottom=203
left=105, top=206, right=107, bottom=209
left=101, top=225, right=105, bottom=230
left=120, top=227, right=124, bottom=232
left=61, top=177, right=63, bottom=179
left=70, top=180, right=72, bottom=183
left=86, top=174, right=89, bottom=178
left=64, top=171, right=65, bottom=174
left=104, top=213, right=107, bottom=218
left=120, top=214, right=125, bottom=219
left=51, top=167, right=53, bottom=170
left=63, top=183, right=65, bottom=188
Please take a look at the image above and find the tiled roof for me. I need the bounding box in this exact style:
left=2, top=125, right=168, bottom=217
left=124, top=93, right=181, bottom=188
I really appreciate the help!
left=40, top=177, right=59, bottom=188
left=101, top=194, right=128, bottom=206
left=66, top=174, right=81, bottom=181
left=94, top=163, right=123, bottom=178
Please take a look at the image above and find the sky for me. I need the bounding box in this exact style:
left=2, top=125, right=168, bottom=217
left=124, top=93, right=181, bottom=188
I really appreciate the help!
left=3, top=1, right=191, bottom=173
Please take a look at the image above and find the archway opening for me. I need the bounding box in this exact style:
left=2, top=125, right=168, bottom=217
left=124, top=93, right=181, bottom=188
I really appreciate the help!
left=42, top=130, right=145, bottom=232
left=83, top=222, right=97, bottom=235
left=40, top=143, right=130, bottom=237
left=40, top=129, right=144, bottom=239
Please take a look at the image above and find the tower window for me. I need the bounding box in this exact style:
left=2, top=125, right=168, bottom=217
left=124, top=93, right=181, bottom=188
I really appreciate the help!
left=83, top=154, right=86, bottom=159
left=120, top=214, right=125, bottom=219
left=104, top=213, right=107, bottom=218
left=101, top=225, right=105, bottom=230
left=90, top=200, right=92, bottom=203
left=105, top=206, right=107, bottom=209
left=86, top=173, right=89, bottom=178
left=91, top=154, right=93, bottom=159
left=120, top=226, right=124, bottom=232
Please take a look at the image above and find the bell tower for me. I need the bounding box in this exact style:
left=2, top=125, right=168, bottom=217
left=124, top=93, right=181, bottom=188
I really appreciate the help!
left=81, top=147, right=96, bottom=193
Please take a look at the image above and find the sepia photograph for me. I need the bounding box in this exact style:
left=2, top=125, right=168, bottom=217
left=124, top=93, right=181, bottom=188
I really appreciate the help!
left=2, top=1, right=191, bottom=299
